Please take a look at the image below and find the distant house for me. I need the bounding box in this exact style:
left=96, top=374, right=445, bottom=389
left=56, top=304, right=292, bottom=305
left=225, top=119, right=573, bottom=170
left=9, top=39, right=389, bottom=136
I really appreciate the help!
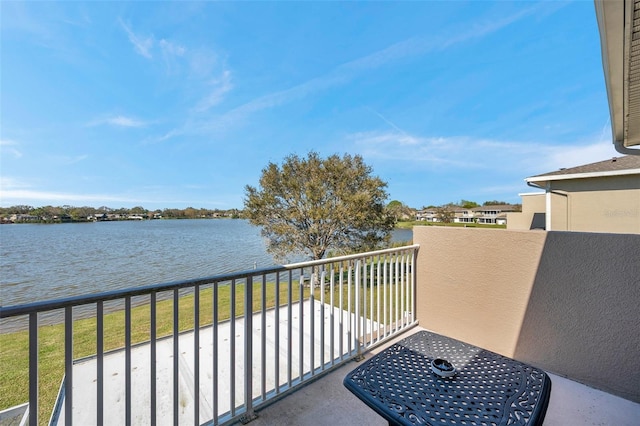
left=507, top=156, right=640, bottom=234
left=415, top=209, right=440, bottom=222
left=416, top=205, right=517, bottom=225
left=9, top=214, right=40, bottom=223
left=472, top=205, right=518, bottom=225
left=453, top=208, right=475, bottom=224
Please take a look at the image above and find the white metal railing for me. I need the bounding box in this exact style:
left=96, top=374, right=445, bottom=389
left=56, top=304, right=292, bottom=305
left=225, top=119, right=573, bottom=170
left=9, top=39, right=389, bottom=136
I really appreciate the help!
left=0, top=244, right=419, bottom=426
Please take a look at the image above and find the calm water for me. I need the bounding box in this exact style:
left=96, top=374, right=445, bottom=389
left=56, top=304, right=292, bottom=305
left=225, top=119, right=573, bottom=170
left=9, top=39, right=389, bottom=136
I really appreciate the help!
left=0, top=219, right=412, bottom=308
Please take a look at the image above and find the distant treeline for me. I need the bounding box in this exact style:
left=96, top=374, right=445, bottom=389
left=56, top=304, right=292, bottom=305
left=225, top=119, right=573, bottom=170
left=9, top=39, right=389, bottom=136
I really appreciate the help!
left=0, top=205, right=242, bottom=223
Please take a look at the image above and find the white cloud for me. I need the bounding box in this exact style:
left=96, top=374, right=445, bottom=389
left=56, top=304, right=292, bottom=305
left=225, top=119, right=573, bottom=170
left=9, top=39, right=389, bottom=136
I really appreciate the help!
left=543, top=141, right=618, bottom=171
left=159, top=39, right=185, bottom=57
left=88, top=115, right=148, bottom=128
left=52, top=154, right=88, bottom=166
left=159, top=39, right=186, bottom=74
left=0, top=189, right=142, bottom=205
left=0, top=139, right=23, bottom=158
left=0, top=176, right=30, bottom=190
left=119, top=18, right=154, bottom=59
left=193, top=70, right=233, bottom=112
left=349, top=129, right=618, bottom=177
left=202, top=6, right=536, bottom=133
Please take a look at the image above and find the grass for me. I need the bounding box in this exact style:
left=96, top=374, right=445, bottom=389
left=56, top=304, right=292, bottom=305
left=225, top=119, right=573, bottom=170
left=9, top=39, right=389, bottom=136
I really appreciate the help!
left=396, top=220, right=506, bottom=229
left=0, top=261, right=411, bottom=424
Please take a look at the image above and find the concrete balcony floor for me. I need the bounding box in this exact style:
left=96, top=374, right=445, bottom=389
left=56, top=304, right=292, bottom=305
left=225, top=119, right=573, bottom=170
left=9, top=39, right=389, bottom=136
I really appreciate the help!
left=247, top=328, right=640, bottom=426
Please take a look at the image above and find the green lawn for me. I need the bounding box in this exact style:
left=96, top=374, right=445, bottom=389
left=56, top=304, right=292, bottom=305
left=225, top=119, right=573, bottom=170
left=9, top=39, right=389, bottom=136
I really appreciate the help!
left=396, top=220, right=506, bottom=229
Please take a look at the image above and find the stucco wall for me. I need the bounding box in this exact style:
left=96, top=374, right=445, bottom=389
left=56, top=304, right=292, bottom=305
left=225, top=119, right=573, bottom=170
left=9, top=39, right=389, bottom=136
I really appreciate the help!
left=414, top=226, right=640, bottom=402
left=551, top=175, right=640, bottom=234
left=508, top=175, right=640, bottom=233
left=506, top=193, right=545, bottom=230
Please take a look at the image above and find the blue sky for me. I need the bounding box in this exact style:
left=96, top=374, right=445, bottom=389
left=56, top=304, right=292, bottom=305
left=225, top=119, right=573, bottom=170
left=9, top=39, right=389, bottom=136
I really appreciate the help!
left=0, top=1, right=616, bottom=210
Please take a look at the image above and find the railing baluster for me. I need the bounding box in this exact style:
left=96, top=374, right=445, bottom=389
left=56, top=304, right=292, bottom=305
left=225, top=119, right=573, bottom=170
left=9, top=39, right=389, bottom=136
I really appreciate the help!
left=151, top=291, right=157, bottom=425
left=287, top=270, right=292, bottom=388
left=299, top=272, right=304, bottom=379
left=194, top=285, right=200, bottom=426
left=376, top=256, right=381, bottom=343
left=383, top=254, right=388, bottom=339
left=339, top=263, right=344, bottom=360
left=362, top=259, right=367, bottom=348
left=400, top=254, right=405, bottom=329
left=173, top=289, right=179, bottom=425
left=212, top=283, right=219, bottom=425
left=243, top=276, right=255, bottom=422
left=310, top=269, right=315, bottom=376
left=261, top=273, right=267, bottom=400
left=125, top=296, right=131, bottom=425
left=230, top=280, right=236, bottom=417
left=65, top=307, right=73, bottom=426
left=405, top=253, right=410, bottom=326
left=347, top=262, right=352, bottom=356
left=28, top=313, right=38, bottom=426
left=329, top=264, right=335, bottom=365
left=274, top=273, right=280, bottom=394
left=395, top=255, right=400, bottom=333
left=320, top=268, right=325, bottom=370
left=97, top=301, right=104, bottom=426
left=355, top=260, right=361, bottom=358
left=369, top=258, right=374, bottom=347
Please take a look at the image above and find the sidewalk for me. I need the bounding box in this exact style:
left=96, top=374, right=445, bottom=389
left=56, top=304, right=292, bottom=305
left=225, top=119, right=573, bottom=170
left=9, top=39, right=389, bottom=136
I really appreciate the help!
left=52, top=300, right=374, bottom=425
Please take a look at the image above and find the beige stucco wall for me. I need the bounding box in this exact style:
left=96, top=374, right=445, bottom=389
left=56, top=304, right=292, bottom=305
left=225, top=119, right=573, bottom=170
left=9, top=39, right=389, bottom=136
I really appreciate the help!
left=550, top=175, right=640, bottom=234
left=506, top=193, right=546, bottom=230
left=508, top=175, right=640, bottom=233
left=414, top=226, right=640, bottom=402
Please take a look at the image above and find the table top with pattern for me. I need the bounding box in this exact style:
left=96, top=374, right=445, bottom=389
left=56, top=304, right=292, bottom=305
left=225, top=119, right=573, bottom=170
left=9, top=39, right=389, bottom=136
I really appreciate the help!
left=343, top=330, right=551, bottom=426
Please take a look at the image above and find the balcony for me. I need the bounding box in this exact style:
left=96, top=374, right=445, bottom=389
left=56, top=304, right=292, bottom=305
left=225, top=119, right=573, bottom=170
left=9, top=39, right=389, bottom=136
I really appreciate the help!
left=1, top=227, right=639, bottom=425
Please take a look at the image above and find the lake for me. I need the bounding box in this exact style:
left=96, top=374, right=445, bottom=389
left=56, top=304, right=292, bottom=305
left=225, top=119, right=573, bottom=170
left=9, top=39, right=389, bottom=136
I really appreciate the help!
left=0, top=219, right=412, bottom=308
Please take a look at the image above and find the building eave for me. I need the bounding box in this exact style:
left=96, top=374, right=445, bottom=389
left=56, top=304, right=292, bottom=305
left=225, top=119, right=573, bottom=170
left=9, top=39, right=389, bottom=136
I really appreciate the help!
left=526, top=167, right=640, bottom=187
left=595, top=0, right=640, bottom=154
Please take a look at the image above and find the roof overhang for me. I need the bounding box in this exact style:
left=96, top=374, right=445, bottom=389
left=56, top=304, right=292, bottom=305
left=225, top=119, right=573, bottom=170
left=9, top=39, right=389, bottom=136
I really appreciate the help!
left=595, top=0, right=640, bottom=154
left=526, top=167, right=640, bottom=189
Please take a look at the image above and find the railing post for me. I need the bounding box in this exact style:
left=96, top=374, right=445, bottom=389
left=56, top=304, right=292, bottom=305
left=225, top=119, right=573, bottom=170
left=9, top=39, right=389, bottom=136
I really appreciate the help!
left=241, top=276, right=257, bottom=423
left=412, top=247, right=417, bottom=323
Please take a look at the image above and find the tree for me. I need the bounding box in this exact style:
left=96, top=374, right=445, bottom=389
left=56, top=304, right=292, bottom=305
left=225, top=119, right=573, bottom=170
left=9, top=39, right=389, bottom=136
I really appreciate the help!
left=483, top=200, right=508, bottom=206
left=244, top=152, right=395, bottom=261
left=387, top=200, right=415, bottom=221
left=436, top=204, right=455, bottom=223
left=460, top=199, right=479, bottom=209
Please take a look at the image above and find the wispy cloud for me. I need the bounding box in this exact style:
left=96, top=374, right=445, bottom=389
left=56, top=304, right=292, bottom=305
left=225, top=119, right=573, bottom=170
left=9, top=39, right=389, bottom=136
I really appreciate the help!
left=0, top=139, right=23, bottom=158
left=51, top=154, right=89, bottom=166
left=349, top=129, right=617, bottom=176
left=88, top=115, right=148, bottom=128
left=193, top=70, right=233, bottom=112
left=119, top=18, right=154, bottom=59
left=197, top=6, right=537, bottom=134
left=0, top=188, right=142, bottom=204
left=159, top=38, right=186, bottom=74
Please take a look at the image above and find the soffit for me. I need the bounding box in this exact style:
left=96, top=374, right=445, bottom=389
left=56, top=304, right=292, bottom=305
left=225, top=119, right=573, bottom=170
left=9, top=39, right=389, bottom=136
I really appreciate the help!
left=595, top=0, right=640, bottom=151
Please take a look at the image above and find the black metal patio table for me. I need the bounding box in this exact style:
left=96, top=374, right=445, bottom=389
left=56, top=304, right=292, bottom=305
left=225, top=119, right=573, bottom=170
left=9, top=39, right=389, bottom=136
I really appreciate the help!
left=344, top=330, right=551, bottom=426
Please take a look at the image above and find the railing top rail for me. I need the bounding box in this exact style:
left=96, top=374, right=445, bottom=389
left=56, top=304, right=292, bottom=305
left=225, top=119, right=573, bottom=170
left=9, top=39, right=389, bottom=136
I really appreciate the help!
left=0, top=244, right=419, bottom=319
left=283, top=244, right=419, bottom=269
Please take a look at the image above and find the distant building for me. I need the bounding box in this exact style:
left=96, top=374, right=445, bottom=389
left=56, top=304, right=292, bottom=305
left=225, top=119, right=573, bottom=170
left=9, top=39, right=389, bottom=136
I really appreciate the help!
left=507, top=156, right=640, bottom=234
left=9, top=214, right=40, bottom=223
left=415, top=205, right=518, bottom=225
